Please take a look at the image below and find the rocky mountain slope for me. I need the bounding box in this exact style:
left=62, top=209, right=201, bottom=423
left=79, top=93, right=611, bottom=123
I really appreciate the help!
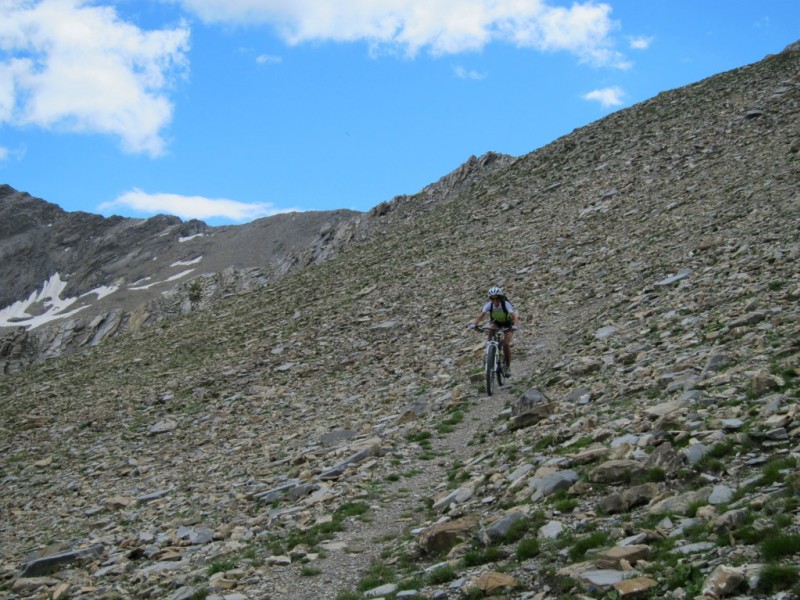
left=0, top=189, right=355, bottom=372
left=0, top=152, right=513, bottom=375
left=0, top=42, right=799, bottom=600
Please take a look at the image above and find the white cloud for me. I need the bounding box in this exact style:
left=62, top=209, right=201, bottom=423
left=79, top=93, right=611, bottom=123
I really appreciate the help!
left=0, top=143, right=26, bottom=163
left=629, top=35, right=653, bottom=50
left=99, top=189, right=297, bottom=222
left=584, top=85, right=625, bottom=107
left=174, top=0, right=627, bottom=66
left=453, top=65, right=485, bottom=80
left=0, top=0, right=190, bottom=156
left=256, top=54, right=282, bottom=64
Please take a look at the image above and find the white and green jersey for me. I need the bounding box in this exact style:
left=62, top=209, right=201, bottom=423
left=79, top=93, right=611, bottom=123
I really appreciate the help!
left=482, top=299, right=515, bottom=324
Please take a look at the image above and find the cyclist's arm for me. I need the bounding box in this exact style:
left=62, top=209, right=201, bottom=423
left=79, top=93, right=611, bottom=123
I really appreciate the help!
left=469, top=310, right=488, bottom=328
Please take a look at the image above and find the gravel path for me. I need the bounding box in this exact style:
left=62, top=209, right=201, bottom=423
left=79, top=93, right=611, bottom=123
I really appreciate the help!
left=269, top=325, right=563, bottom=599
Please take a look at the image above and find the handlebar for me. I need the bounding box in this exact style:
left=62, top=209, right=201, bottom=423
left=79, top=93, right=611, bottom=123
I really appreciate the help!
left=469, top=325, right=518, bottom=332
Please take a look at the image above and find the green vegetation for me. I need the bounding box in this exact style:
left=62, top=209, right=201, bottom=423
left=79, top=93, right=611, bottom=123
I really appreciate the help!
left=437, top=407, right=465, bottom=434
left=462, top=546, right=505, bottom=567
left=567, top=531, right=607, bottom=562
left=427, top=564, right=458, bottom=585
left=356, top=561, right=396, bottom=592
left=207, top=559, right=237, bottom=576
left=762, top=534, right=800, bottom=561
left=756, top=564, right=800, bottom=594
left=266, top=501, right=370, bottom=554
left=516, top=538, right=540, bottom=561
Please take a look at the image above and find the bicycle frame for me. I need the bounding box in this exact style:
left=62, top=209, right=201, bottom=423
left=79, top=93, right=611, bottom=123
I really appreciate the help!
left=475, top=326, right=511, bottom=395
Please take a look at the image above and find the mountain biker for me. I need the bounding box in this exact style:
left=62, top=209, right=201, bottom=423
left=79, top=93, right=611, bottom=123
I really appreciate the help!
left=468, top=286, right=520, bottom=374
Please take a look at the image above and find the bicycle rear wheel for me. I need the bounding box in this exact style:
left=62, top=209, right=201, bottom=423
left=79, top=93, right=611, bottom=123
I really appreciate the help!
left=496, top=349, right=505, bottom=388
left=485, top=345, right=496, bottom=396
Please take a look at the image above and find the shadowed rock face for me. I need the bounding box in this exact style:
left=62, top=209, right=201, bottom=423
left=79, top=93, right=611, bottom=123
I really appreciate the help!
left=0, top=42, right=798, bottom=600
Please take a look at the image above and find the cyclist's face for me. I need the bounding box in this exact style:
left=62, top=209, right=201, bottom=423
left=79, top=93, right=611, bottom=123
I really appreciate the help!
left=490, top=296, right=500, bottom=302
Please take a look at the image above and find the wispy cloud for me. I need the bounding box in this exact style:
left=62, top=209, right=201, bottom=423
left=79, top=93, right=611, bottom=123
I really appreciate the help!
left=454, top=65, right=486, bottom=80
left=584, top=86, right=626, bottom=107
left=629, top=35, right=654, bottom=50
left=99, top=189, right=297, bottom=222
left=174, top=0, right=628, bottom=67
left=0, top=0, right=190, bottom=156
left=0, top=144, right=26, bottom=163
left=256, top=54, right=283, bottom=65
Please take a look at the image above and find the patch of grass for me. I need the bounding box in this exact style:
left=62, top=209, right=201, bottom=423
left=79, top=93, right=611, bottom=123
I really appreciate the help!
left=563, top=436, right=593, bottom=452
left=462, top=588, right=485, bottom=600
left=301, top=565, right=322, bottom=576
left=207, top=559, right=237, bottom=576
left=707, top=440, right=737, bottom=460
left=682, top=521, right=710, bottom=543
left=336, top=501, right=370, bottom=519
left=760, top=456, right=797, bottom=485
left=437, top=409, right=465, bottom=434
left=356, top=561, right=396, bottom=592
left=273, top=501, right=370, bottom=553
left=532, top=434, right=556, bottom=451
left=761, top=534, right=800, bottom=561
left=516, top=538, right=540, bottom=561
left=663, top=562, right=704, bottom=597
left=406, top=430, right=433, bottom=445
left=733, top=522, right=771, bottom=546
left=503, top=517, right=532, bottom=544
left=697, top=457, right=725, bottom=474
left=447, top=462, right=470, bottom=488
left=568, top=531, right=607, bottom=562
left=685, top=500, right=707, bottom=518
left=632, top=467, right=667, bottom=483
left=552, top=496, right=579, bottom=513
left=756, top=564, right=800, bottom=594
left=462, top=546, right=505, bottom=567
left=427, top=564, right=458, bottom=585
left=397, top=575, right=424, bottom=592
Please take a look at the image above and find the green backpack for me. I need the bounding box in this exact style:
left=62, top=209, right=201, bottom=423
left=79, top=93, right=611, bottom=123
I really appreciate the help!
left=489, top=297, right=512, bottom=324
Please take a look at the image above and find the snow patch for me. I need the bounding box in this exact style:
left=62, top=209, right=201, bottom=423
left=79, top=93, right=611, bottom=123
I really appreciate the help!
left=0, top=273, right=118, bottom=330
left=91, top=285, right=119, bottom=300
left=167, top=269, right=195, bottom=282
left=171, top=256, right=203, bottom=267
left=129, top=269, right=194, bottom=290
left=179, top=233, right=204, bottom=243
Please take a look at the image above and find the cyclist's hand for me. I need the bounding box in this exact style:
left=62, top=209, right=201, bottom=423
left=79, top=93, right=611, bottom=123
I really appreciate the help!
left=511, top=325, right=519, bottom=331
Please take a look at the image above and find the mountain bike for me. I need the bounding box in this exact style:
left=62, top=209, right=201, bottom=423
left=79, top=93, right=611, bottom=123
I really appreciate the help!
left=473, top=326, right=512, bottom=396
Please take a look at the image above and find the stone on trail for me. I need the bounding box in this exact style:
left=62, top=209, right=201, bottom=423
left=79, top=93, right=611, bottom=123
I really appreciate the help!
left=19, top=545, right=104, bottom=578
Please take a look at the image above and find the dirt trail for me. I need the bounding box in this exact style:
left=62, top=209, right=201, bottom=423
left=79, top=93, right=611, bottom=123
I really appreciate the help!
left=271, top=326, right=563, bottom=599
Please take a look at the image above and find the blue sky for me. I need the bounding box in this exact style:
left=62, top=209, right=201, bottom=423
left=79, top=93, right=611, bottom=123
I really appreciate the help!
left=1, top=1, right=797, bottom=225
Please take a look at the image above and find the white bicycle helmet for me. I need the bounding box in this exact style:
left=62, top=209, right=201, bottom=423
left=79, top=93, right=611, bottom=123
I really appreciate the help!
left=488, top=286, right=504, bottom=298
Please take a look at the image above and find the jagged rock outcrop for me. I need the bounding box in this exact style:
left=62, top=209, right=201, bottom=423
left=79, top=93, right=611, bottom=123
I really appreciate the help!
left=0, top=42, right=798, bottom=600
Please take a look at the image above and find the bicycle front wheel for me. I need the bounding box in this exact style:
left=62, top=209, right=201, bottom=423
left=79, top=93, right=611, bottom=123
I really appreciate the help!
left=485, top=344, right=496, bottom=396
left=496, top=349, right=505, bottom=388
